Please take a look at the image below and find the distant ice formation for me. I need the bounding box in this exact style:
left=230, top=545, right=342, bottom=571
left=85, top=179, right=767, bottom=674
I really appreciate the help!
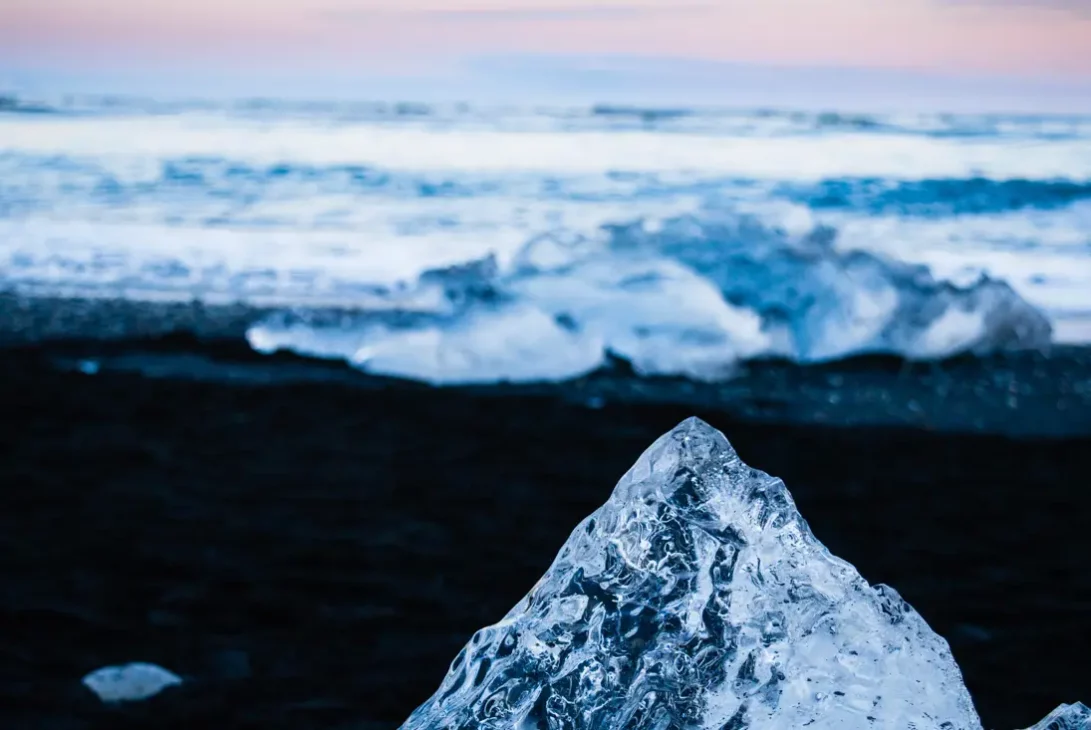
left=81, top=662, right=182, bottom=703
left=616, top=212, right=1053, bottom=363
left=400, top=418, right=983, bottom=729
left=249, top=212, right=1051, bottom=384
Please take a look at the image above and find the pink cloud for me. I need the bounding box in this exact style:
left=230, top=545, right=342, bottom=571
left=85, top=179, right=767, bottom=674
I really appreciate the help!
left=2, top=0, right=1090, bottom=79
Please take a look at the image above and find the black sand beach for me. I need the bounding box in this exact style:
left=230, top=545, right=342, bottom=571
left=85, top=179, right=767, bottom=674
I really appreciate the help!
left=1, top=330, right=1090, bottom=730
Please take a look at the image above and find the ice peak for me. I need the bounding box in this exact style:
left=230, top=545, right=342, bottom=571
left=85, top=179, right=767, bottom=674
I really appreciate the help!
left=401, top=419, right=982, bottom=730
left=670, top=415, right=722, bottom=439
left=610, top=416, right=739, bottom=497
left=608, top=417, right=797, bottom=545
left=644, top=416, right=735, bottom=467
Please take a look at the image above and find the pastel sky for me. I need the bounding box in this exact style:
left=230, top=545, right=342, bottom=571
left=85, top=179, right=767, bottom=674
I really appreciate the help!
left=3, top=0, right=1091, bottom=108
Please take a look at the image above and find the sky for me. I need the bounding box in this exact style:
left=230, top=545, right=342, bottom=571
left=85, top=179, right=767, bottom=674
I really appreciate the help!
left=3, top=0, right=1091, bottom=109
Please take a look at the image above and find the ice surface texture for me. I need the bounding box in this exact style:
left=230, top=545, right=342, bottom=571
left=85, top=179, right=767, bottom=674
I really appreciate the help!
left=1023, top=704, right=1091, bottom=730
left=400, top=418, right=982, bottom=730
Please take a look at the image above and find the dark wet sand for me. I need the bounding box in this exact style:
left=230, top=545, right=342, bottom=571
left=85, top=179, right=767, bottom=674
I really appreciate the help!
left=0, top=337, right=1089, bottom=730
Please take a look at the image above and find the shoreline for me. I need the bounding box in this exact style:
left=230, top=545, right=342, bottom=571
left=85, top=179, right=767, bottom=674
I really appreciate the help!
left=0, top=347, right=1088, bottom=729
left=5, top=290, right=1090, bottom=439
left=5, top=327, right=1089, bottom=438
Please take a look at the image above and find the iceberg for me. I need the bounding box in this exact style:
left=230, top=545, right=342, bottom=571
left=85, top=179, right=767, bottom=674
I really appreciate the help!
left=1023, top=703, right=1090, bottom=730
left=400, top=418, right=1083, bottom=730
left=401, top=418, right=980, bottom=729
left=248, top=211, right=1053, bottom=385
left=613, top=213, right=1052, bottom=362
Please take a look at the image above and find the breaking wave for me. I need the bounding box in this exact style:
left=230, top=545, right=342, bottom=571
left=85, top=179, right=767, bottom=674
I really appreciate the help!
left=786, top=178, right=1091, bottom=216
left=5, top=95, right=1091, bottom=138
left=247, top=210, right=1052, bottom=384
left=0, top=95, right=59, bottom=116
left=6, top=153, right=1090, bottom=220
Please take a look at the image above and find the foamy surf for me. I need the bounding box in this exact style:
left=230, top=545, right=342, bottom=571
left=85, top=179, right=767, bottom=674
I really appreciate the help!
left=1, top=99, right=1086, bottom=381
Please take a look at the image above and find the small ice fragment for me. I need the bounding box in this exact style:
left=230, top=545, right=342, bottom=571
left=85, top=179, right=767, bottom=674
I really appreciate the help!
left=77, top=359, right=100, bottom=375
left=1023, top=703, right=1091, bottom=730
left=81, top=662, right=182, bottom=703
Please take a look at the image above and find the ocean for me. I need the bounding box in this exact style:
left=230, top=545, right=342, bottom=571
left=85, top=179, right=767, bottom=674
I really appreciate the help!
left=2, top=97, right=1090, bottom=383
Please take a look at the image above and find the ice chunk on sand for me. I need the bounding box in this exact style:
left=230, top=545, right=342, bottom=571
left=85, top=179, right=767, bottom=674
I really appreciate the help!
left=1023, top=703, right=1091, bottom=730
left=401, top=417, right=981, bottom=730
left=82, top=662, right=182, bottom=703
